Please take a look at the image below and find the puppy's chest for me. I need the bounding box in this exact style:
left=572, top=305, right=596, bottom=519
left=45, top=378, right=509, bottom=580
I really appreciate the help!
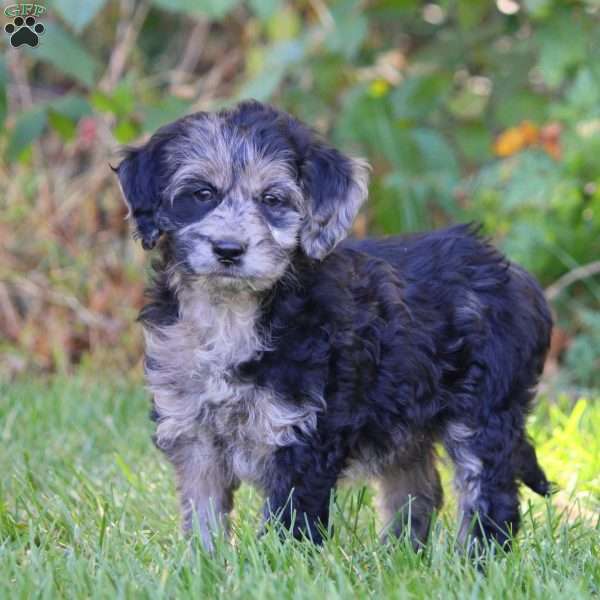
left=144, top=292, right=316, bottom=479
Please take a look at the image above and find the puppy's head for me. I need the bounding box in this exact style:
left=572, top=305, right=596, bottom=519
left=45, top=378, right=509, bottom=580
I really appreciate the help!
left=115, top=100, right=369, bottom=291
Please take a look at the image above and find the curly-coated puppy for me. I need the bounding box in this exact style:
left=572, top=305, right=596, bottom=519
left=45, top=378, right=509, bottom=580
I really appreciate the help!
left=114, top=100, right=552, bottom=551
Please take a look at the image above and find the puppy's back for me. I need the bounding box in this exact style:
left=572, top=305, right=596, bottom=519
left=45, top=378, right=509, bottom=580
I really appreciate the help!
left=341, top=223, right=552, bottom=380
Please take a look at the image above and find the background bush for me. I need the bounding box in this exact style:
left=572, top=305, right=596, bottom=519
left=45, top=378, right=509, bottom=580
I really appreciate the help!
left=1, top=0, right=599, bottom=387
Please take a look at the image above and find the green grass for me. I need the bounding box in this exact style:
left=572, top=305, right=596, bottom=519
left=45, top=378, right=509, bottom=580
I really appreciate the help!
left=0, top=376, right=598, bottom=599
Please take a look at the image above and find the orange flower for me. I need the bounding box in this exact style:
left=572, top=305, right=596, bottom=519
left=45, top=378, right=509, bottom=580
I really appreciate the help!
left=494, top=127, right=526, bottom=157
left=519, top=121, right=539, bottom=145
left=493, top=121, right=539, bottom=157
left=493, top=121, right=561, bottom=160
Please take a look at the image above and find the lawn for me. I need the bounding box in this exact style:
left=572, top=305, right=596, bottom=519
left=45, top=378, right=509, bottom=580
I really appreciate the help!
left=0, top=375, right=598, bottom=599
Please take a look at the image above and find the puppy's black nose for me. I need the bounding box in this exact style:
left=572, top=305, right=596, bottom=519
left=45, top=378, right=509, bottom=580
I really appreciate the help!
left=212, top=239, right=246, bottom=264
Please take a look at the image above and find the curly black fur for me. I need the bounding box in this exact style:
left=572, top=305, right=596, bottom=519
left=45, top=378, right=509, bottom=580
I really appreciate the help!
left=232, top=225, right=553, bottom=545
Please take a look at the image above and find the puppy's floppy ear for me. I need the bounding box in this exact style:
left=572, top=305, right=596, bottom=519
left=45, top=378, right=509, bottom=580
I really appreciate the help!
left=297, top=136, right=370, bottom=260
left=113, top=140, right=165, bottom=250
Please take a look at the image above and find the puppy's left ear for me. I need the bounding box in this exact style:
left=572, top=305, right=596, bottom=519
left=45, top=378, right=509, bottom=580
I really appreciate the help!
left=113, top=141, right=164, bottom=251
left=299, top=141, right=370, bottom=260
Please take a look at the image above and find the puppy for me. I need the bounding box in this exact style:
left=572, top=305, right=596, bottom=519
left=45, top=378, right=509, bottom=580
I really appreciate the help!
left=115, top=100, right=552, bottom=551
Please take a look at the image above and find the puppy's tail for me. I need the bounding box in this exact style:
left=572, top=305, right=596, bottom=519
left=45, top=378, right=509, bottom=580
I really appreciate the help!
left=514, top=436, right=557, bottom=497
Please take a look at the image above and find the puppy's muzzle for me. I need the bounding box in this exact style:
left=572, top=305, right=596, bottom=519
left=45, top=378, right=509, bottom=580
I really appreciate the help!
left=212, top=239, right=247, bottom=265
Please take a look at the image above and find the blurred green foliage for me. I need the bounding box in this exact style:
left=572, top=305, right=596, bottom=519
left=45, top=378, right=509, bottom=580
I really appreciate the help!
left=1, top=0, right=599, bottom=383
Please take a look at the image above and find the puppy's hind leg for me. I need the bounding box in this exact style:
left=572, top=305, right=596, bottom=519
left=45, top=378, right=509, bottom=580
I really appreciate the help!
left=376, top=446, right=443, bottom=548
left=444, top=413, right=521, bottom=550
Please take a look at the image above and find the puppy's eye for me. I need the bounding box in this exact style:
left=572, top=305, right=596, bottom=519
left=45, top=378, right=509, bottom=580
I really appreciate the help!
left=261, top=192, right=284, bottom=207
left=192, top=188, right=215, bottom=202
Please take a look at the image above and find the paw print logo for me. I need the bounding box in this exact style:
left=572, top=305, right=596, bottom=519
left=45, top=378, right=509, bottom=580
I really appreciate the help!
left=5, top=15, right=45, bottom=48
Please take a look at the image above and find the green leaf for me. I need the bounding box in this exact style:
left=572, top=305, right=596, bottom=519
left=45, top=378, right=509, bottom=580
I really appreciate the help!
left=412, top=128, right=459, bottom=179
left=523, top=0, right=553, bottom=19
left=48, top=110, right=77, bottom=141
left=335, top=85, right=386, bottom=149
left=446, top=86, right=488, bottom=121
left=150, top=0, right=240, bottom=18
left=390, top=74, right=452, bottom=122
left=142, top=96, right=192, bottom=132
left=237, top=39, right=306, bottom=101
left=377, top=119, right=421, bottom=172
left=111, top=83, right=136, bottom=117
left=25, top=22, right=101, bottom=87
left=248, top=0, right=281, bottom=21
left=266, top=6, right=301, bottom=41
left=7, top=107, right=48, bottom=162
left=90, top=91, right=118, bottom=114
left=325, top=13, right=368, bottom=60
left=48, top=94, right=93, bottom=120
left=536, top=12, right=587, bottom=88
left=113, top=119, right=141, bottom=143
left=457, top=0, right=490, bottom=30
left=494, top=92, right=548, bottom=128
left=566, top=312, right=600, bottom=387
left=413, top=128, right=460, bottom=213
left=565, top=69, right=600, bottom=117
left=237, top=64, right=286, bottom=101
left=454, top=124, right=493, bottom=163
left=379, top=172, right=430, bottom=232
left=471, top=150, right=562, bottom=212
left=90, top=83, right=135, bottom=119
left=53, top=0, right=108, bottom=33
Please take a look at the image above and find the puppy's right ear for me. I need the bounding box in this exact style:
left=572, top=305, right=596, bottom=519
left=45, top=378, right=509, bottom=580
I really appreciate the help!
left=113, top=143, right=163, bottom=250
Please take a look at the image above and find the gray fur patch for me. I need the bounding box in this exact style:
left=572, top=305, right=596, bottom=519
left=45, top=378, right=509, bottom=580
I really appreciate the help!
left=376, top=447, right=443, bottom=546
left=145, top=282, right=322, bottom=545
left=444, top=421, right=483, bottom=542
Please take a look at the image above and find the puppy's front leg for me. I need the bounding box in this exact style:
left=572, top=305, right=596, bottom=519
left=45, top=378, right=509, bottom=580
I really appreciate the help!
left=262, top=441, right=347, bottom=544
left=166, top=439, right=237, bottom=551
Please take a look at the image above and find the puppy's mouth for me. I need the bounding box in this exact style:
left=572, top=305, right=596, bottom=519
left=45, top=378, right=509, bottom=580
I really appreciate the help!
left=202, top=265, right=276, bottom=291
left=207, top=265, right=246, bottom=279
left=210, top=270, right=238, bottom=278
